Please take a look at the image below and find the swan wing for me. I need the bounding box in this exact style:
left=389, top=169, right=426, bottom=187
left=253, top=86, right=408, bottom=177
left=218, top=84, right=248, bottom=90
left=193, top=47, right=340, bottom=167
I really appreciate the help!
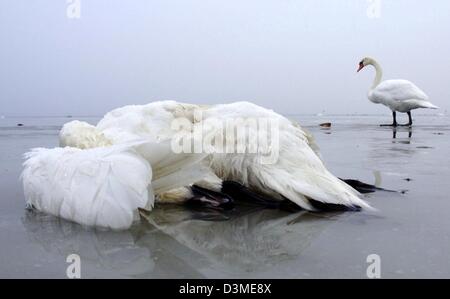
left=96, top=101, right=202, bottom=143
left=371, top=79, right=429, bottom=103
left=22, top=139, right=209, bottom=229
left=205, top=102, right=372, bottom=211
left=95, top=100, right=211, bottom=187
left=137, top=140, right=210, bottom=194
left=22, top=144, right=152, bottom=229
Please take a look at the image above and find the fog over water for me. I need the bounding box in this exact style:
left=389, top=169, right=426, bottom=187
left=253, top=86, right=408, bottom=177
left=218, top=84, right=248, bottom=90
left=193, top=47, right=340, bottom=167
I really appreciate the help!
left=1, top=1, right=450, bottom=278
left=1, top=1, right=449, bottom=116
left=1, top=115, right=450, bottom=278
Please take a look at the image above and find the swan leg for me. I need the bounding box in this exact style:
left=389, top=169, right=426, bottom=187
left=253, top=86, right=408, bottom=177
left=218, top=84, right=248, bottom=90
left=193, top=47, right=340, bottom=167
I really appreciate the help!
left=221, top=181, right=307, bottom=212
left=339, top=178, right=395, bottom=193
left=221, top=181, right=283, bottom=209
left=380, top=111, right=398, bottom=127
left=185, top=185, right=234, bottom=210
left=221, top=181, right=362, bottom=212
left=186, top=210, right=231, bottom=222
left=399, top=111, right=413, bottom=127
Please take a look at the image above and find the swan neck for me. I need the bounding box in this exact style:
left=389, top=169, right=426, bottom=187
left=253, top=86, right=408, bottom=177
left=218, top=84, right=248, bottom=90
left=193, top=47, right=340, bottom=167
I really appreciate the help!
left=371, top=61, right=383, bottom=89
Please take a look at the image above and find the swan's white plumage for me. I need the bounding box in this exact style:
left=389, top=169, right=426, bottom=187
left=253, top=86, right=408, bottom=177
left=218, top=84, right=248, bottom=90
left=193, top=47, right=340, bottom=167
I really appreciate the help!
left=22, top=144, right=152, bottom=229
left=60, top=116, right=210, bottom=188
left=26, top=100, right=371, bottom=229
left=22, top=140, right=209, bottom=229
left=59, top=120, right=113, bottom=149
left=76, top=100, right=370, bottom=211
left=359, top=57, right=438, bottom=113
left=91, top=101, right=224, bottom=196
left=203, top=102, right=371, bottom=210
left=369, top=79, right=438, bottom=112
left=96, top=101, right=201, bottom=144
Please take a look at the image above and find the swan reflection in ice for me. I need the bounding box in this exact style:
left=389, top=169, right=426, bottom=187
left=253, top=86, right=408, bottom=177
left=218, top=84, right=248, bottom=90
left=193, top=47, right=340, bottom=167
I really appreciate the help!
left=392, top=127, right=413, bottom=140
left=21, top=210, right=155, bottom=278
left=22, top=205, right=345, bottom=278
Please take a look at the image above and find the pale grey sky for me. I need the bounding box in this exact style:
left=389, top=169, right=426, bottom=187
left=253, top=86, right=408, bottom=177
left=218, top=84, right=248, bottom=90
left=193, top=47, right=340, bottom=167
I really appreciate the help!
left=1, top=0, right=449, bottom=116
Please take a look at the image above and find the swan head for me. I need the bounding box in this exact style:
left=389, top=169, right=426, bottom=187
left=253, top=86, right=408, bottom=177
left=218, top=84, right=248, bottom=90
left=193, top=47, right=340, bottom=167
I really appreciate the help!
left=59, top=120, right=113, bottom=149
left=357, top=57, right=375, bottom=72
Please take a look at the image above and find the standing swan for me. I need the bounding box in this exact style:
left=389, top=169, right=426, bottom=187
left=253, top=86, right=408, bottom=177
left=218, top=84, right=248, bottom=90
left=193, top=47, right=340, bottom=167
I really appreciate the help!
left=357, top=57, right=438, bottom=126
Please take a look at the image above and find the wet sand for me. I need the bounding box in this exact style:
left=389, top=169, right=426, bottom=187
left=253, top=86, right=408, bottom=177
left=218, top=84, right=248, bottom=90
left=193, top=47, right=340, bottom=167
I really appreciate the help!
left=1, top=114, right=449, bottom=278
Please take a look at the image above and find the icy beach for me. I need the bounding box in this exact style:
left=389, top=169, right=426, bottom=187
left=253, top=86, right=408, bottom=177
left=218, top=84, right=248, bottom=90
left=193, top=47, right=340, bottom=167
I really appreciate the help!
left=1, top=114, right=449, bottom=278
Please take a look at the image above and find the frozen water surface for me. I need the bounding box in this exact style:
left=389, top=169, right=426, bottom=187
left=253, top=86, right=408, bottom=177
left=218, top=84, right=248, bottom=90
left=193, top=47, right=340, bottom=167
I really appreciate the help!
left=1, top=115, right=449, bottom=278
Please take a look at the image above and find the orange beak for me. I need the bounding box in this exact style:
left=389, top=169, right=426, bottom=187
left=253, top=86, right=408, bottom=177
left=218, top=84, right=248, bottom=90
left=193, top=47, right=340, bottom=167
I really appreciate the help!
left=357, top=63, right=364, bottom=72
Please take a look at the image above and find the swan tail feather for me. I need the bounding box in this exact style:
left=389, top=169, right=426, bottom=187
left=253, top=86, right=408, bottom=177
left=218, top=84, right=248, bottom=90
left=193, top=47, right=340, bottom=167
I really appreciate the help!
left=404, top=99, right=439, bottom=109
left=22, top=144, right=152, bottom=230
left=255, top=166, right=373, bottom=211
left=21, top=140, right=208, bottom=229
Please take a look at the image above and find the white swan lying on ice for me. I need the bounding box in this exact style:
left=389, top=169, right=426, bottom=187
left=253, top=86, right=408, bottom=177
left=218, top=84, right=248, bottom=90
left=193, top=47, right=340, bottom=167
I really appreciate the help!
left=23, top=101, right=374, bottom=229
left=65, top=102, right=370, bottom=206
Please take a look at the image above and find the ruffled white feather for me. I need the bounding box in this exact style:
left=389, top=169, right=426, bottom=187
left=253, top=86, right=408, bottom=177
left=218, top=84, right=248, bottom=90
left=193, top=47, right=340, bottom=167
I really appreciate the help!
left=67, top=100, right=371, bottom=211
left=22, top=140, right=208, bottom=229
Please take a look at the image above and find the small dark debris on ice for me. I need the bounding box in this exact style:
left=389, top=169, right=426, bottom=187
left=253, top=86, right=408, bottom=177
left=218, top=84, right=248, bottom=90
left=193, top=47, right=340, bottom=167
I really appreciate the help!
left=320, top=122, right=332, bottom=128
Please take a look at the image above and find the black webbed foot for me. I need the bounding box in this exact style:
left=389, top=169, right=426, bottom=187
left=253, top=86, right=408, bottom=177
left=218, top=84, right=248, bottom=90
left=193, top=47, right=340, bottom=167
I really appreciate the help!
left=186, top=185, right=235, bottom=211
left=221, top=181, right=281, bottom=209
left=339, top=178, right=395, bottom=193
